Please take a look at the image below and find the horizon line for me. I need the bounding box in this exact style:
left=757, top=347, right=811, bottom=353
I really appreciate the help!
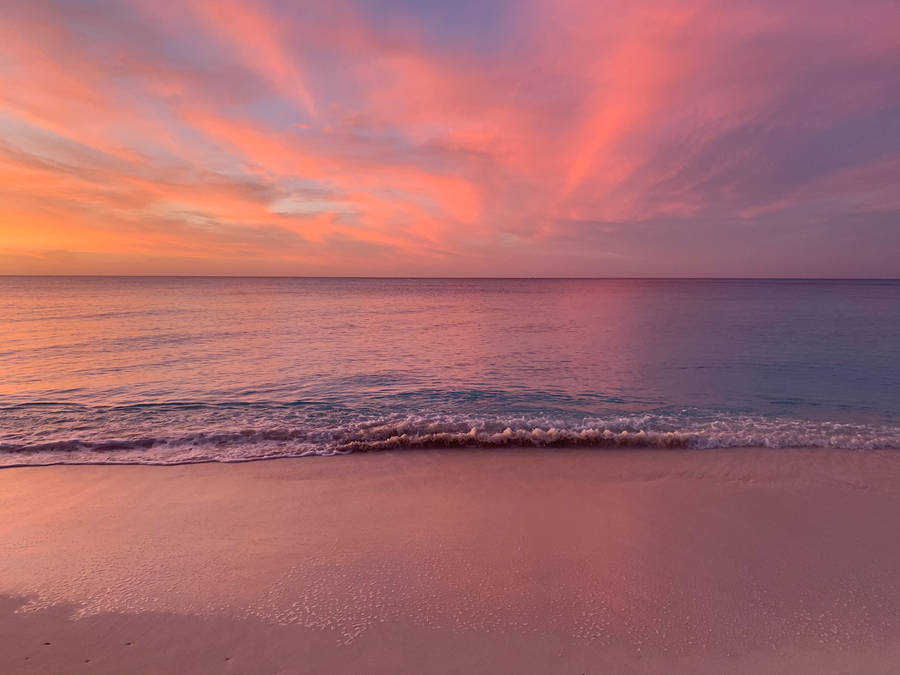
left=2, top=275, right=899, bottom=281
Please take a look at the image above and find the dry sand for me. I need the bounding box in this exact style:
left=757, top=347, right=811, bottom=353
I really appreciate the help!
left=2, top=448, right=900, bottom=674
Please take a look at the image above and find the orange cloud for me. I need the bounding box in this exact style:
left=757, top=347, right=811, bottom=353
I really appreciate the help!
left=1, top=0, right=898, bottom=276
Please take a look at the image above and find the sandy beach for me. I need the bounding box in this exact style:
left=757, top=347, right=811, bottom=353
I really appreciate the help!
left=2, top=448, right=900, bottom=674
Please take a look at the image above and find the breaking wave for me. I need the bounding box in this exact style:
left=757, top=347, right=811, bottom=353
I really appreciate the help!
left=2, top=413, right=899, bottom=467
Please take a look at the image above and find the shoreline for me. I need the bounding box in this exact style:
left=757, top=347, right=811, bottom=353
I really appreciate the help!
left=3, top=441, right=899, bottom=470
left=3, top=448, right=900, bottom=673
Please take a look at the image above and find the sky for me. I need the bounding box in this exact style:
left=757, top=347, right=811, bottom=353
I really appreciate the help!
left=1, top=0, right=898, bottom=277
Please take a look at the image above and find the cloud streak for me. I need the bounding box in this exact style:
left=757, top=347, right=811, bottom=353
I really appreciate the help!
left=0, top=0, right=898, bottom=275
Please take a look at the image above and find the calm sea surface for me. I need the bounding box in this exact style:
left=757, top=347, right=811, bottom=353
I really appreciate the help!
left=2, top=277, right=899, bottom=465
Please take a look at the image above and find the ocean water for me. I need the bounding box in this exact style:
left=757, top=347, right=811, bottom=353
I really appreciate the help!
left=1, top=277, right=899, bottom=466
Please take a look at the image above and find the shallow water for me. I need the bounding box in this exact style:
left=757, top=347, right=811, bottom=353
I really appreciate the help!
left=2, top=277, right=899, bottom=465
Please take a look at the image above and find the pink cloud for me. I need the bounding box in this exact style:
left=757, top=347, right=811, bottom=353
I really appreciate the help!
left=0, top=0, right=897, bottom=276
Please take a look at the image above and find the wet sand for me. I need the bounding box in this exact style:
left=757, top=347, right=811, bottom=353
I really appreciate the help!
left=2, top=448, right=900, bottom=674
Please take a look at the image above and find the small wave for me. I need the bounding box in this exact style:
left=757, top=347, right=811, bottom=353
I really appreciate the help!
left=333, top=426, right=690, bottom=452
left=2, top=413, right=899, bottom=467
left=0, top=428, right=315, bottom=455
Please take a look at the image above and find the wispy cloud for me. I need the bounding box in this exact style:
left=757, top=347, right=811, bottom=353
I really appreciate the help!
left=0, top=0, right=897, bottom=275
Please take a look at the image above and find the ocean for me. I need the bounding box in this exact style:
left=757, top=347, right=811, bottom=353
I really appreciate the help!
left=2, top=277, right=899, bottom=466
